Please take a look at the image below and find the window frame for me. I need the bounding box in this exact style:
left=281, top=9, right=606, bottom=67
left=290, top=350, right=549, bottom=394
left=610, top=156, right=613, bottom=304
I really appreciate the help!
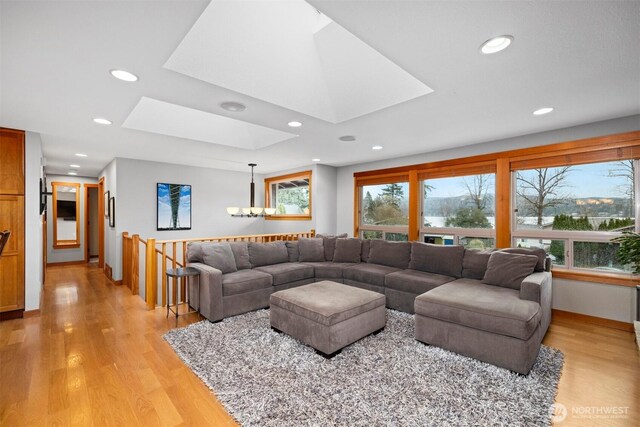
left=419, top=171, right=497, bottom=249
left=352, top=130, right=640, bottom=286
left=511, top=159, right=639, bottom=277
left=264, top=170, right=312, bottom=221
left=356, top=178, right=410, bottom=239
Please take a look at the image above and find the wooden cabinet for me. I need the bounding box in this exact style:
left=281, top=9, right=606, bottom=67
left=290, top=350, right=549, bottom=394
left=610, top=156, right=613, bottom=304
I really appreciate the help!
left=0, top=129, right=25, bottom=315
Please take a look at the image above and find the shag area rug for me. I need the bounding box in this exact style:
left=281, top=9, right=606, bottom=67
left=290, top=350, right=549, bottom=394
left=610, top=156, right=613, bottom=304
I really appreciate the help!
left=164, top=310, right=564, bottom=427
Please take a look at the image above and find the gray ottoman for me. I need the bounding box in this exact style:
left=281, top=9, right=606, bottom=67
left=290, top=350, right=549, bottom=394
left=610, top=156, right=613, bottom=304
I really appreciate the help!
left=270, top=281, right=386, bottom=358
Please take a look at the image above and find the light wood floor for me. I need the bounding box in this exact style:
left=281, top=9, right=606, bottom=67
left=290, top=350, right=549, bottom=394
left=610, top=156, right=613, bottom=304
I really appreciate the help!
left=0, top=264, right=638, bottom=426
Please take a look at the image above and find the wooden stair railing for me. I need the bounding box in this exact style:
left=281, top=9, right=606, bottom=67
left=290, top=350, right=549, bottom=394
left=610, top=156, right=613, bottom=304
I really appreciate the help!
left=122, top=230, right=316, bottom=310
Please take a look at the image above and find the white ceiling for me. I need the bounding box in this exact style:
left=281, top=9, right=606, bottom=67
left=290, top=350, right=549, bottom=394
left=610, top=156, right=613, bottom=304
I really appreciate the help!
left=165, top=0, right=433, bottom=123
left=1, top=0, right=639, bottom=177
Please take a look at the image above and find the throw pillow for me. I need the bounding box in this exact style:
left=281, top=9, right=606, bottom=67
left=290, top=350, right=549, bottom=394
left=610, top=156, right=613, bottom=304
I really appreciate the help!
left=332, top=238, right=362, bottom=263
left=361, top=239, right=371, bottom=262
left=186, top=242, right=204, bottom=263
left=298, top=238, right=325, bottom=262
left=409, top=242, right=465, bottom=278
left=202, top=242, right=238, bottom=274
left=317, top=233, right=348, bottom=261
left=368, top=240, right=411, bottom=269
left=229, top=242, right=251, bottom=270
left=500, top=248, right=547, bottom=272
left=286, top=241, right=299, bottom=262
left=482, top=251, right=538, bottom=290
left=248, top=242, right=289, bottom=267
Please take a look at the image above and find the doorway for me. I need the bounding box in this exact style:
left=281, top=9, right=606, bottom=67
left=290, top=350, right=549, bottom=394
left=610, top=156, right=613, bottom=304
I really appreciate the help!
left=85, top=184, right=100, bottom=263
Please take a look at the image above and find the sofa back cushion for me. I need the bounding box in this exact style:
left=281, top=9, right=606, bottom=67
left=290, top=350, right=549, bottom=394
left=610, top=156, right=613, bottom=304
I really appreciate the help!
left=361, top=239, right=371, bottom=262
left=248, top=241, right=289, bottom=267
left=286, top=241, right=299, bottom=262
left=298, top=238, right=325, bottom=262
left=332, top=238, right=362, bottom=263
left=461, top=249, right=493, bottom=280
left=409, top=242, right=464, bottom=278
left=229, top=242, right=251, bottom=270
left=368, top=240, right=411, bottom=269
left=202, top=242, right=238, bottom=274
left=482, top=251, right=538, bottom=290
left=500, top=247, right=547, bottom=272
left=186, top=242, right=204, bottom=263
left=317, top=233, right=348, bottom=261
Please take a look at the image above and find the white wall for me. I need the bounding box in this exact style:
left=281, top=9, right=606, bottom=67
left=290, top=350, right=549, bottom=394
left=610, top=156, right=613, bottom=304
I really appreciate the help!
left=262, top=164, right=338, bottom=235
left=334, top=114, right=640, bottom=323
left=46, top=175, right=98, bottom=264
left=24, top=132, right=44, bottom=311
left=106, top=158, right=268, bottom=284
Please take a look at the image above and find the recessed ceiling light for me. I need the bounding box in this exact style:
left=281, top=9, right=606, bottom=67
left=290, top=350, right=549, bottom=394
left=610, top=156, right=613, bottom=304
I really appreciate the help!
left=480, top=35, right=513, bottom=54
left=312, top=158, right=321, bottom=162
left=69, top=164, right=80, bottom=168
left=110, top=69, right=138, bottom=82
left=288, top=121, right=303, bottom=128
left=220, top=102, right=246, bottom=112
left=68, top=170, right=78, bottom=176
left=75, top=153, right=88, bottom=157
left=533, top=107, right=554, bottom=116
left=339, top=135, right=356, bottom=142
left=372, top=145, right=383, bottom=150
left=93, top=117, right=112, bottom=125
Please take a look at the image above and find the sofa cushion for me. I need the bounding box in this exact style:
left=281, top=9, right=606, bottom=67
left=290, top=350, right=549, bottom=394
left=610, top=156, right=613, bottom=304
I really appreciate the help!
left=500, top=247, right=547, bottom=272
left=222, top=269, right=273, bottom=296
left=332, top=238, right=362, bottom=263
left=285, top=241, right=299, bottom=262
left=409, top=242, right=464, bottom=278
left=343, top=263, right=400, bottom=287
left=461, top=249, right=493, bottom=280
left=186, top=242, right=204, bottom=263
left=248, top=242, right=289, bottom=267
left=254, top=263, right=314, bottom=286
left=301, top=262, right=356, bottom=279
left=482, top=251, right=538, bottom=290
left=368, top=240, right=411, bottom=269
left=415, top=279, right=541, bottom=340
left=317, top=233, right=348, bottom=261
left=229, top=242, right=251, bottom=270
left=202, top=243, right=237, bottom=274
left=298, top=238, right=325, bottom=262
left=361, top=239, right=371, bottom=262
left=385, top=269, right=455, bottom=295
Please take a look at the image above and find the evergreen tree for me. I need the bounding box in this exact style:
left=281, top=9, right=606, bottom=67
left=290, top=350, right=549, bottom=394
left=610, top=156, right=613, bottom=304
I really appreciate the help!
left=445, top=208, right=492, bottom=228
left=381, top=183, right=405, bottom=208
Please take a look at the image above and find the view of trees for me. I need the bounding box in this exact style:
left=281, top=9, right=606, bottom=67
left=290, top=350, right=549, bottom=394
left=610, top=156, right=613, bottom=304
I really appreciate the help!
left=516, top=167, right=571, bottom=226
left=362, top=183, right=409, bottom=226
left=274, top=184, right=309, bottom=215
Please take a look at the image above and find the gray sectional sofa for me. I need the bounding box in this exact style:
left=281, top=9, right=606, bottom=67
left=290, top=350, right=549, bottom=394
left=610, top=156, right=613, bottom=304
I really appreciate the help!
left=186, top=236, right=551, bottom=374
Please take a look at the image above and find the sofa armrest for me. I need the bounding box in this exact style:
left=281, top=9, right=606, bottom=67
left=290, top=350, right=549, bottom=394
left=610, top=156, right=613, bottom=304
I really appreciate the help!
left=520, top=271, right=552, bottom=333
left=188, top=262, right=223, bottom=322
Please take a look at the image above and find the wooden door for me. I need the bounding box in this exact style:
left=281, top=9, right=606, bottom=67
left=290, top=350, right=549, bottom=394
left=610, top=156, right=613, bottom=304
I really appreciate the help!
left=0, top=196, right=25, bottom=311
left=0, top=128, right=25, bottom=314
left=0, top=129, right=25, bottom=195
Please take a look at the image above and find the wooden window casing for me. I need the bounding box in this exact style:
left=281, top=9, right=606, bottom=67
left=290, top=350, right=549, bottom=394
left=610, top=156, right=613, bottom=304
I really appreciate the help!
left=264, top=170, right=312, bottom=221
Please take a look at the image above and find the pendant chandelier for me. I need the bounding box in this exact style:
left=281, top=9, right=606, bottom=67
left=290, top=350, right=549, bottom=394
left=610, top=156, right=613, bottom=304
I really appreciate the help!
left=226, top=163, right=276, bottom=217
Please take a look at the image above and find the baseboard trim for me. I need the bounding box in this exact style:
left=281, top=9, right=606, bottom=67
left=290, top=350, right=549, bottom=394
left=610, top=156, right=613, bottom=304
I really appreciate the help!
left=24, top=309, right=40, bottom=318
left=114, top=279, right=123, bottom=286
left=552, top=309, right=634, bottom=332
left=0, top=309, right=24, bottom=320
left=47, top=260, right=86, bottom=267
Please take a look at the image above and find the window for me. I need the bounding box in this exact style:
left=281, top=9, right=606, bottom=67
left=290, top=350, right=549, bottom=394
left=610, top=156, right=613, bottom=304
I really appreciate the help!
left=360, top=182, right=409, bottom=239
left=265, top=170, right=311, bottom=220
left=513, top=159, right=638, bottom=273
left=421, top=173, right=496, bottom=249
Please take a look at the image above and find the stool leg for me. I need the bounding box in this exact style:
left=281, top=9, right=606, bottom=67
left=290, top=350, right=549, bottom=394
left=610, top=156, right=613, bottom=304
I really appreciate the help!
left=166, top=275, right=170, bottom=318
left=175, top=277, right=178, bottom=326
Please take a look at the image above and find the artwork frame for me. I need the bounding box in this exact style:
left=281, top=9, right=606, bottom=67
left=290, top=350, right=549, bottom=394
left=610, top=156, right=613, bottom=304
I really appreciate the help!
left=104, top=190, right=110, bottom=217
left=109, top=197, right=115, bottom=228
left=157, top=183, right=192, bottom=231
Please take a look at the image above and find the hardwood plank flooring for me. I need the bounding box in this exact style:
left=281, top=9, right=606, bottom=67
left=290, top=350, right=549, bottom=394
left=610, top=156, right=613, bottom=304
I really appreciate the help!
left=0, top=264, right=637, bottom=426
